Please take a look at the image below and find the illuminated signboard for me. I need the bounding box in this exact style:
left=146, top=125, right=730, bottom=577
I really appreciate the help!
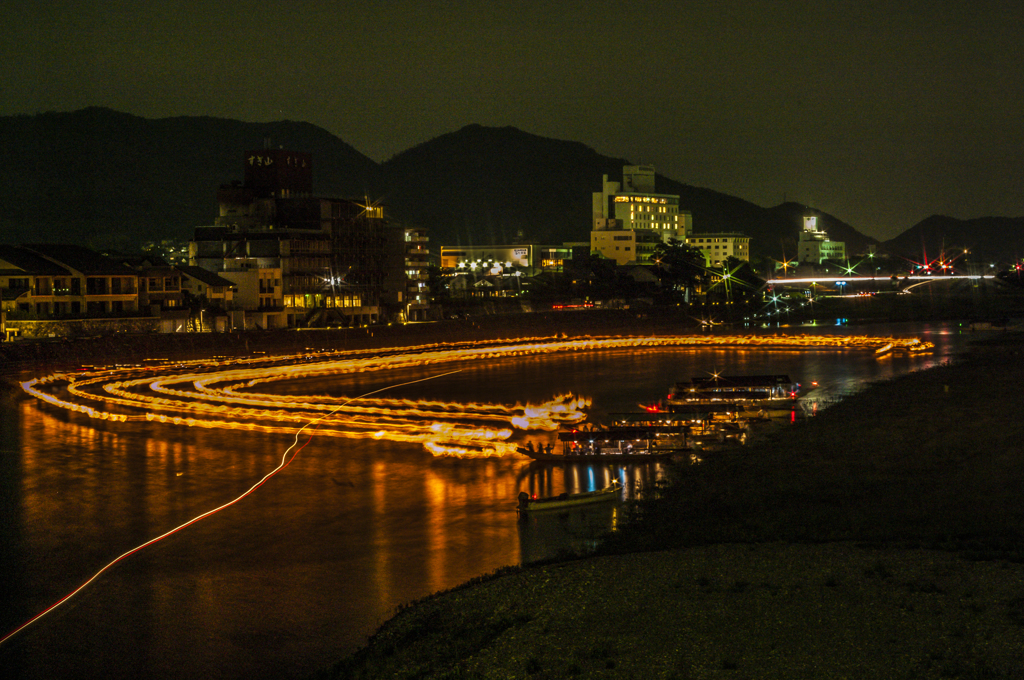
left=513, top=248, right=529, bottom=258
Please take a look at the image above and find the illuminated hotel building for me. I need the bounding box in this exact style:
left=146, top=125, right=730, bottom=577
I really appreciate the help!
left=590, top=165, right=690, bottom=265
left=798, top=216, right=846, bottom=263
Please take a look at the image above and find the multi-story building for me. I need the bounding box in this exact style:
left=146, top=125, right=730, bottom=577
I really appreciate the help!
left=439, top=242, right=586, bottom=274
left=798, top=216, right=846, bottom=263
left=590, top=165, right=690, bottom=264
left=123, top=256, right=183, bottom=313
left=1, top=244, right=73, bottom=317
left=191, top=149, right=405, bottom=327
left=537, top=243, right=588, bottom=273
left=384, top=225, right=431, bottom=322
left=1, top=244, right=139, bottom=317
left=177, top=265, right=236, bottom=312
left=440, top=244, right=535, bottom=271
left=590, top=229, right=663, bottom=266
left=1, top=244, right=245, bottom=335
left=686, top=233, right=751, bottom=268
left=218, top=267, right=286, bottom=329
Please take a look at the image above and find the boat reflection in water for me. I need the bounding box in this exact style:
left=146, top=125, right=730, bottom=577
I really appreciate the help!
left=515, top=461, right=662, bottom=565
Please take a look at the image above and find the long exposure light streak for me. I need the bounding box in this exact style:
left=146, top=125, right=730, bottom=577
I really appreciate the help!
left=0, top=370, right=461, bottom=647
left=20, top=334, right=930, bottom=458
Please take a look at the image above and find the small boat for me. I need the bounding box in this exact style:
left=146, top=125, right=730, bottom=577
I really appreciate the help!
left=517, top=480, right=622, bottom=515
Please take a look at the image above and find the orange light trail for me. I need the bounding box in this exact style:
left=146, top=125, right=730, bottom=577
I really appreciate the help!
left=0, top=370, right=460, bottom=647
left=20, top=334, right=930, bottom=458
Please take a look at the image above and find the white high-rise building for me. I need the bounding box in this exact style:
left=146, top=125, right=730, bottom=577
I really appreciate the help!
left=591, top=165, right=689, bottom=264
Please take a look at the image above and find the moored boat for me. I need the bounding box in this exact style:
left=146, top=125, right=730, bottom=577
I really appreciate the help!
left=517, top=480, right=622, bottom=515
left=518, top=415, right=691, bottom=462
left=666, top=374, right=800, bottom=414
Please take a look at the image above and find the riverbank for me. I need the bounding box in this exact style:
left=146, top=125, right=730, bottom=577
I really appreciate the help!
left=321, top=332, right=1024, bottom=679
left=0, top=308, right=697, bottom=378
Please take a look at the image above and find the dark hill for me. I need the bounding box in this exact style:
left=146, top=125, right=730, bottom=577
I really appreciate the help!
left=0, top=108, right=380, bottom=250
left=380, top=124, right=627, bottom=247
left=0, top=108, right=918, bottom=262
left=379, top=125, right=876, bottom=261
left=881, top=215, right=1024, bottom=265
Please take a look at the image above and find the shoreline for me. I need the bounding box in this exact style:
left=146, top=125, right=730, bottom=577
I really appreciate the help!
left=6, top=312, right=1021, bottom=677
left=1, top=306, right=975, bottom=382
left=1, top=309, right=693, bottom=378
left=323, top=331, right=1024, bottom=679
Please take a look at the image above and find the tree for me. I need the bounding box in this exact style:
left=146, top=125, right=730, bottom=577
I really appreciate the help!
left=652, top=239, right=707, bottom=299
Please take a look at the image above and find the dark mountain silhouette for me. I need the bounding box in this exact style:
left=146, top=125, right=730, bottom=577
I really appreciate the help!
left=379, top=124, right=627, bottom=247
left=0, top=107, right=379, bottom=250
left=3, top=107, right=1011, bottom=265
left=379, top=124, right=879, bottom=262
left=880, top=215, right=1024, bottom=265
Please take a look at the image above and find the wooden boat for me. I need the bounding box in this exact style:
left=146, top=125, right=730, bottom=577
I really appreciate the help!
left=517, top=480, right=622, bottom=515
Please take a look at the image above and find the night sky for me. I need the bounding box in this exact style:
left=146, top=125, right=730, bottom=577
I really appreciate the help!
left=4, top=0, right=1022, bottom=240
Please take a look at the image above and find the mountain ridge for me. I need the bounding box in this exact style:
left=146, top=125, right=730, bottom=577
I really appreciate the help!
left=1, top=108, right=1019, bottom=263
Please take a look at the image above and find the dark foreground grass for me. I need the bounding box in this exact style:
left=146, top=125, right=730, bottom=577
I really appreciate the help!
left=605, top=335, right=1024, bottom=557
left=321, top=332, right=1024, bottom=679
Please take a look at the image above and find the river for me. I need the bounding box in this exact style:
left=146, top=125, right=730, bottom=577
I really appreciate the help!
left=0, top=324, right=971, bottom=679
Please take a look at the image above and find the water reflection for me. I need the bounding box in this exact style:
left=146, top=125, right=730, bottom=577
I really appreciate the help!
left=515, top=461, right=662, bottom=565
left=0, top=327, right=972, bottom=679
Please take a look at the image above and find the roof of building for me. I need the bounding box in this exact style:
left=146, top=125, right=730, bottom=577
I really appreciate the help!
left=0, top=244, right=72, bottom=276
left=23, top=244, right=135, bottom=275
left=120, top=255, right=171, bottom=268
left=176, top=265, right=236, bottom=288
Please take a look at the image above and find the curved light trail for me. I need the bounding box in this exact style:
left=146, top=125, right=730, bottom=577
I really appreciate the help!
left=4, top=333, right=932, bottom=646
left=20, top=334, right=930, bottom=458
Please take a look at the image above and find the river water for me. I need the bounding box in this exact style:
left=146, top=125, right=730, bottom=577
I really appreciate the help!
left=0, top=324, right=971, bottom=679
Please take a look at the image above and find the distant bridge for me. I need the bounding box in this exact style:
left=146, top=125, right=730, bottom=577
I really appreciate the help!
left=765, top=275, right=996, bottom=293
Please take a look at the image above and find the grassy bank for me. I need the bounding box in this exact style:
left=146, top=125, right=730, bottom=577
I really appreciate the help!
left=322, top=332, right=1024, bottom=679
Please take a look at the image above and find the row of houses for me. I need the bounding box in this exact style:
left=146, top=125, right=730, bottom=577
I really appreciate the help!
left=2, top=148, right=433, bottom=341
left=0, top=243, right=239, bottom=339
left=1, top=234, right=428, bottom=340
